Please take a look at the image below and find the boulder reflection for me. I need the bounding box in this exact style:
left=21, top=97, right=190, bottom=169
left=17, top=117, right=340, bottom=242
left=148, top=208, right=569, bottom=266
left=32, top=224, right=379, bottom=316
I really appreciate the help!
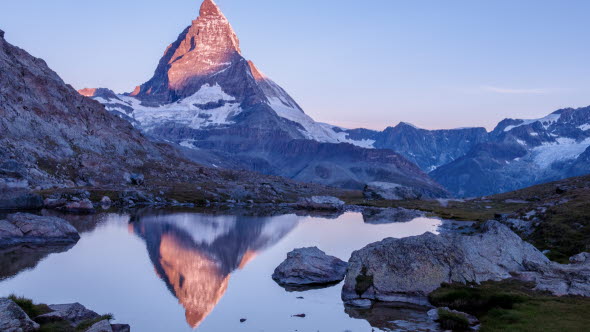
left=131, top=212, right=298, bottom=328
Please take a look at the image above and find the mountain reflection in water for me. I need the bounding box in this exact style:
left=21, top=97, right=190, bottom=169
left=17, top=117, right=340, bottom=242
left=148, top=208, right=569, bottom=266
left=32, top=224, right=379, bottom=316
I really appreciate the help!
left=131, top=213, right=298, bottom=328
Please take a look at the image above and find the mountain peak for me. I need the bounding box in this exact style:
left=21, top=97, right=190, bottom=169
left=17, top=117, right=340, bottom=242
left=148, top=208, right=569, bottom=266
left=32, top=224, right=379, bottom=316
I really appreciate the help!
left=200, top=0, right=223, bottom=18
left=132, top=0, right=241, bottom=101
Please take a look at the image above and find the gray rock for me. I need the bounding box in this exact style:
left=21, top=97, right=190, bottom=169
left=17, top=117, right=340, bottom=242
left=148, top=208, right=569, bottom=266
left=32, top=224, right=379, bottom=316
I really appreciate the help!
left=0, top=213, right=80, bottom=247
left=0, top=220, right=24, bottom=238
left=61, top=199, right=95, bottom=214
left=517, top=259, right=590, bottom=297
left=273, top=247, right=348, bottom=287
left=0, top=190, right=43, bottom=210
left=85, top=319, right=113, bottom=332
left=296, top=196, right=344, bottom=211
left=0, top=298, right=40, bottom=332
left=36, top=302, right=100, bottom=326
left=0, top=29, right=4, bottom=39
left=342, top=221, right=550, bottom=306
left=570, top=252, right=590, bottom=265
left=362, top=207, right=423, bottom=224
left=100, top=196, right=112, bottom=207
left=124, top=173, right=144, bottom=186
left=364, top=182, right=422, bottom=200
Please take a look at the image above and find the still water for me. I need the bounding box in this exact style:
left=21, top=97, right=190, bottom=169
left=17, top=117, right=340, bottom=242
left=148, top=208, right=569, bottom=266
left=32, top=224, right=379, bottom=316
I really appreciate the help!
left=0, top=209, right=443, bottom=332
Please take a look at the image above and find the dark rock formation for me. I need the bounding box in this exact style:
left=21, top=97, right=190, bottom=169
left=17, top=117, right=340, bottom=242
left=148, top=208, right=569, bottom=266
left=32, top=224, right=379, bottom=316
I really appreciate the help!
left=272, top=247, right=348, bottom=288
left=0, top=190, right=43, bottom=210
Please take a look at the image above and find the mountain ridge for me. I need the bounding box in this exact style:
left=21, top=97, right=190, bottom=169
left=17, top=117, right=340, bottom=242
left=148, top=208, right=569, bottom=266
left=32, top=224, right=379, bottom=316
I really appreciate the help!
left=80, top=0, right=448, bottom=197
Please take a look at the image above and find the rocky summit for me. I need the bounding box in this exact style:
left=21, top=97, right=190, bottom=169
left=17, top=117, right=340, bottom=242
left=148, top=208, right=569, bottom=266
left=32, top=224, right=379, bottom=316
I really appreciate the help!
left=81, top=0, right=448, bottom=196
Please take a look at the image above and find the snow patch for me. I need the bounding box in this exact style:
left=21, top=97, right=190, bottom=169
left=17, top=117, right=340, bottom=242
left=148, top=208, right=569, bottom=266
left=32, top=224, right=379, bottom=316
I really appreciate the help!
left=267, top=97, right=375, bottom=148
left=504, top=113, right=561, bottom=132
left=114, top=84, right=242, bottom=130
left=579, top=123, right=590, bottom=131
left=532, top=137, right=590, bottom=168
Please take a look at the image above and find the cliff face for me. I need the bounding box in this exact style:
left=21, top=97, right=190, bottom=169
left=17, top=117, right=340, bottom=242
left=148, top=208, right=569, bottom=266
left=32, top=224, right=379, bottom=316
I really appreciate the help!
left=0, top=29, right=164, bottom=188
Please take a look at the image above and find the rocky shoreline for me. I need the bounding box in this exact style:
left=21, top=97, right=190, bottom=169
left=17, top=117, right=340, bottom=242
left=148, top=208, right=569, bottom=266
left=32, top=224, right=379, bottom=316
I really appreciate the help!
left=0, top=297, right=129, bottom=332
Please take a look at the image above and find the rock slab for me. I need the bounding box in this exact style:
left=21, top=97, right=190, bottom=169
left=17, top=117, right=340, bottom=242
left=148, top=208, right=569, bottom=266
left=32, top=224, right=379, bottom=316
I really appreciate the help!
left=273, top=247, right=348, bottom=287
left=0, top=213, right=80, bottom=247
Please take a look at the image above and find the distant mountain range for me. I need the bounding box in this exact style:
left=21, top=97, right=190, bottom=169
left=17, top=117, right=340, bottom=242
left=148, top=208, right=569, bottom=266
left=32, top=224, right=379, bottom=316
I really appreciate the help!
left=81, top=0, right=590, bottom=198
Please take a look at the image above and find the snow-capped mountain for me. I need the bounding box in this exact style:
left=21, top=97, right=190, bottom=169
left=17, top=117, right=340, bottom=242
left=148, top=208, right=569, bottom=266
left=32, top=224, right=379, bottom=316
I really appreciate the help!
left=431, top=106, right=590, bottom=197
left=81, top=0, right=448, bottom=197
left=81, top=0, right=370, bottom=148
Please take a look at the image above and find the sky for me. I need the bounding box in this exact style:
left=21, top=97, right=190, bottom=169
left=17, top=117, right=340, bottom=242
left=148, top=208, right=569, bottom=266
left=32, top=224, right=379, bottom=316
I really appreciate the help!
left=1, top=0, right=589, bottom=131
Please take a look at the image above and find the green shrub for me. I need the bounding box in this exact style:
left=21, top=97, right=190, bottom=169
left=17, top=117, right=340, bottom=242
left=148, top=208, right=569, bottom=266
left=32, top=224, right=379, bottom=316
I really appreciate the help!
left=8, top=295, right=52, bottom=318
left=438, top=308, right=470, bottom=331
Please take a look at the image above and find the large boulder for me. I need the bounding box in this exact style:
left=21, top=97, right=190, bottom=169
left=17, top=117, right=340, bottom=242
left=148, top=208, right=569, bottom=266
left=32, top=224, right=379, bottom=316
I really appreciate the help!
left=272, top=247, right=348, bottom=288
left=296, top=196, right=345, bottom=211
left=36, top=302, right=100, bottom=326
left=0, top=298, right=40, bottom=332
left=342, top=221, right=550, bottom=306
left=364, top=182, right=423, bottom=201
left=0, top=213, right=80, bottom=248
left=0, top=189, right=43, bottom=210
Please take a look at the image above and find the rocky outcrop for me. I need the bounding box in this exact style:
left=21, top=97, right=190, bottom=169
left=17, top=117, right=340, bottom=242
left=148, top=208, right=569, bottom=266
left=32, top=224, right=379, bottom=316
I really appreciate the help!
left=342, top=221, right=551, bottom=306
left=5, top=299, right=130, bottom=332
left=36, top=302, right=100, bottom=326
left=364, top=182, right=424, bottom=200
left=0, top=213, right=80, bottom=247
left=272, top=247, right=348, bottom=288
left=0, top=298, right=39, bottom=332
left=296, top=196, right=345, bottom=211
left=516, top=253, right=590, bottom=297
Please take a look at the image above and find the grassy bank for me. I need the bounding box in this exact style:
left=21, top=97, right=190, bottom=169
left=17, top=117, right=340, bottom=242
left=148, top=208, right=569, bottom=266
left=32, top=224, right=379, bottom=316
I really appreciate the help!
left=8, top=295, right=113, bottom=332
left=429, top=280, right=590, bottom=332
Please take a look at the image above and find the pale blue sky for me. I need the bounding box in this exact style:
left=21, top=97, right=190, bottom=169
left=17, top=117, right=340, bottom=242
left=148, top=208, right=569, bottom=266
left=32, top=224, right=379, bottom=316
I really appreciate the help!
left=1, top=0, right=589, bottom=130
